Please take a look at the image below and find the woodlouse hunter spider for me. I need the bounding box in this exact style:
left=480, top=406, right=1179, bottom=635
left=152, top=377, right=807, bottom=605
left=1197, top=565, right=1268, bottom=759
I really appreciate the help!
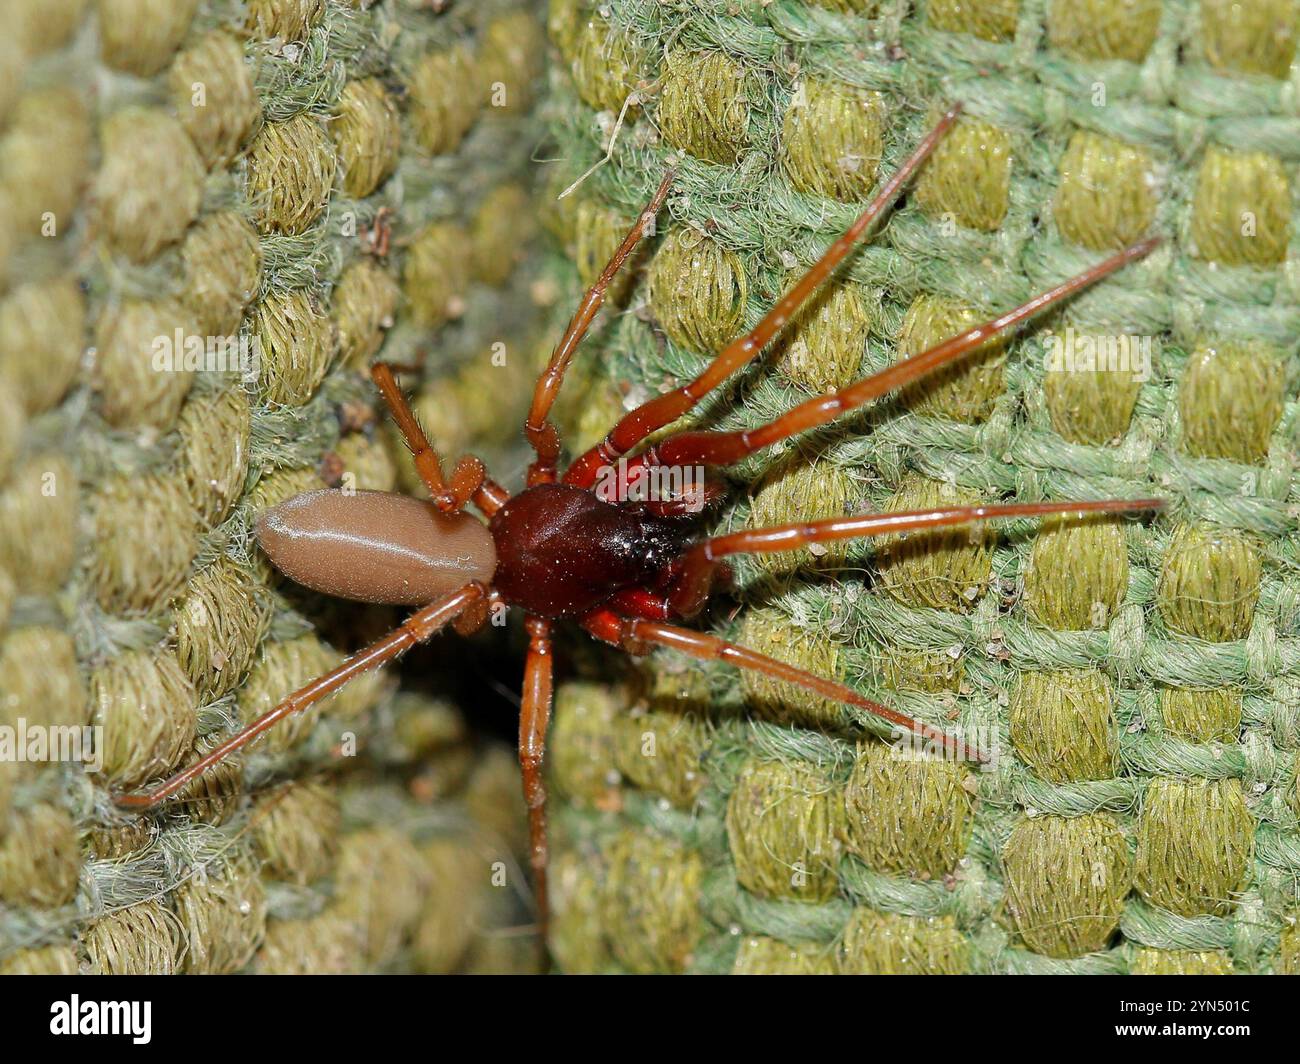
left=117, top=104, right=1163, bottom=932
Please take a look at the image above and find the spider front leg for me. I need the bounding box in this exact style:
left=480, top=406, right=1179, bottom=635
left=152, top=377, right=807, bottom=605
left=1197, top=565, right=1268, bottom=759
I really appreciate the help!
left=524, top=170, right=676, bottom=487
left=563, top=104, right=964, bottom=489
left=583, top=608, right=986, bottom=763
left=115, top=583, right=488, bottom=810
left=519, top=615, right=554, bottom=932
left=370, top=362, right=507, bottom=515
left=666, top=497, right=1165, bottom=618
left=625, top=238, right=1159, bottom=475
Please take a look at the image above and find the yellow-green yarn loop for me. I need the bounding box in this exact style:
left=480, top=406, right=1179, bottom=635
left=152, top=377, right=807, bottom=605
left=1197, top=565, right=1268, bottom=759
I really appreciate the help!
left=174, top=854, right=267, bottom=975
left=1199, top=0, right=1298, bottom=78
left=1009, top=670, right=1117, bottom=782
left=90, top=648, right=198, bottom=788
left=253, top=290, right=338, bottom=407
left=1189, top=146, right=1290, bottom=267
left=84, top=901, right=181, bottom=976
left=91, top=472, right=199, bottom=615
left=97, top=0, right=197, bottom=78
left=334, top=258, right=400, bottom=370
left=245, top=0, right=325, bottom=42
left=1054, top=130, right=1158, bottom=251
left=332, top=78, right=402, bottom=200
left=1157, top=523, right=1262, bottom=643
left=1023, top=514, right=1129, bottom=631
left=96, top=108, right=204, bottom=263
left=1132, top=949, right=1235, bottom=975
left=781, top=79, right=884, bottom=203
left=875, top=475, right=994, bottom=612
left=237, top=636, right=336, bottom=754
left=1178, top=341, right=1285, bottom=465
left=658, top=49, right=751, bottom=166
left=746, top=457, right=857, bottom=577
left=1046, top=0, right=1162, bottom=62
left=726, top=758, right=846, bottom=902
left=0, top=87, right=91, bottom=239
left=0, top=804, right=80, bottom=909
left=253, top=782, right=341, bottom=886
left=180, top=210, right=263, bottom=339
left=549, top=849, right=613, bottom=974
left=737, top=607, right=843, bottom=730
left=170, top=30, right=260, bottom=169
left=840, top=909, right=970, bottom=974
left=549, top=680, right=621, bottom=807
left=600, top=829, right=704, bottom=974
left=1002, top=813, right=1131, bottom=958
left=1159, top=687, right=1242, bottom=744
left=408, top=46, right=481, bottom=156
left=177, top=386, right=253, bottom=528
left=246, top=114, right=336, bottom=236
left=95, top=297, right=198, bottom=431
left=1135, top=778, right=1254, bottom=918
left=174, top=558, right=271, bottom=701
left=1041, top=324, right=1144, bottom=445
left=895, top=293, right=1007, bottom=423
left=0, top=626, right=84, bottom=731
left=402, top=222, right=472, bottom=330
left=613, top=670, right=712, bottom=809
left=926, top=0, right=1019, bottom=41
left=914, top=115, right=1013, bottom=232
left=0, top=276, right=85, bottom=416
left=0, top=454, right=79, bottom=596
left=566, top=13, right=643, bottom=115
left=647, top=226, right=747, bottom=354
left=841, top=739, right=973, bottom=878
left=732, top=936, right=838, bottom=975
left=771, top=273, right=874, bottom=394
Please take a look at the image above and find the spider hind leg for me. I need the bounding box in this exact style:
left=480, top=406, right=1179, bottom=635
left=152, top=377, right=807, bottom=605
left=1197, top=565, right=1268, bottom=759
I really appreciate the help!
left=583, top=609, right=987, bottom=763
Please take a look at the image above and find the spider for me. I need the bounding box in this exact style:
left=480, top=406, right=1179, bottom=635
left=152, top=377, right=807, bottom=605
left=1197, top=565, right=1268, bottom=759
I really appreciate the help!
left=117, top=105, right=1162, bottom=931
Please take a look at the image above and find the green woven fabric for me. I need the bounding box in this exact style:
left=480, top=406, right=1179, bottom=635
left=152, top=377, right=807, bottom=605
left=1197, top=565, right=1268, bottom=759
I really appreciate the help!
left=543, top=0, right=1300, bottom=973
left=0, top=0, right=544, bottom=974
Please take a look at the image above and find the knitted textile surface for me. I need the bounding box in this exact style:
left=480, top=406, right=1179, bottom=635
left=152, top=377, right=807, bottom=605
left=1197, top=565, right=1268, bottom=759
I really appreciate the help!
left=541, top=0, right=1300, bottom=973
left=0, top=0, right=547, bottom=974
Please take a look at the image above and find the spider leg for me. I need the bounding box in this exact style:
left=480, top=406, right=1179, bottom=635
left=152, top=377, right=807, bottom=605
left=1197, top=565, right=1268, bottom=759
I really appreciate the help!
left=472, top=477, right=509, bottom=516
left=623, top=239, right=1159, bottom=475
left=562, top=104, right=964, bottom=489
left=525, top=170, right=676, bottom=486
left=582, top=608, right=986, bottom=762
left=519, top=615, right=554, bottom=934
left=371, top=362, right=507, bottom=516
left=605, top=587, right=675, bottom=620
left=114, top=583, right=488, bottom=810
left=667, top=497, right=1164, bottom=618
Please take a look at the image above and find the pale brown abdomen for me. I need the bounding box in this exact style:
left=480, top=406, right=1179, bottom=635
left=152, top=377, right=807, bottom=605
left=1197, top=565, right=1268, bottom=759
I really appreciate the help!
left=256, top=489, right=497, bottom=605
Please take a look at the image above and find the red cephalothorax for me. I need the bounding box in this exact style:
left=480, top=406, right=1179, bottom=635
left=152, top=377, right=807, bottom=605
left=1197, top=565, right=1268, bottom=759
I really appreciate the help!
left=488, top=484, right=693, bottom=619
left=115, top=105, right=1164, bottom=941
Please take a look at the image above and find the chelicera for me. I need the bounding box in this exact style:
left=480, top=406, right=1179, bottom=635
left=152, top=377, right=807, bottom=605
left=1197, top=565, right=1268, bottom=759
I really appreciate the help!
left=118, top=106, right=1162, bottom=929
